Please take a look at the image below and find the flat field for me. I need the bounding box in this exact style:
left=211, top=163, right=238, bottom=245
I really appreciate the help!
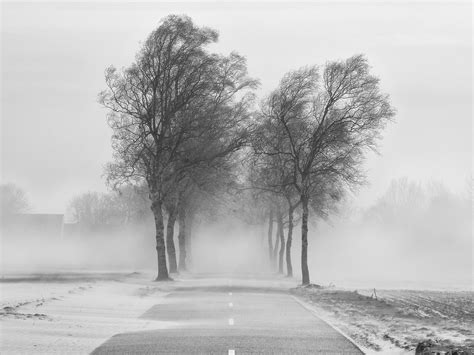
left=293, top=286, right=474, bottom=354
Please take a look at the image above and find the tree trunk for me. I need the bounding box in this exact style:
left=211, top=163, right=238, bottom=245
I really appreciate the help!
left=166, top=206, right=178, bottom=273
left=177, top=205, right=187, bottom=272
left=151, top=199, right=170, bottom=281
left=273, top=220, right=280, bottom=269
left=301, top=195, right=310, bottom=285
left=185, top=213, right=194, bottom=268
left=286, top=206, right=294, bottom=277
left=277, top=211, right=285, bottom=274
left=267, top=209, right=274, bottom=264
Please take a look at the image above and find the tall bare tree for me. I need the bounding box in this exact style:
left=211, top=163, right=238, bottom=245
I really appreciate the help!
left=267, top=209, right=274, bottom=263
left=259, top=55, right=394, bottom=284
left=100, top=15, right=257, bottom=280
left=163, top=191, right=179, bottom=273
left=246, top=155, right=282, bottom=268
left=249, top=115, right=300, bottom=276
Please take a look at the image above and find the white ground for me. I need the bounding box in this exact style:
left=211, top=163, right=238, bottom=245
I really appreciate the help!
left=292, top=286, right=474, bottom=354
left=0, top=271, right=296, bottom=354
left=1, top=271, right=472, bottom=354
left=0, top=272, right=174, bottom=354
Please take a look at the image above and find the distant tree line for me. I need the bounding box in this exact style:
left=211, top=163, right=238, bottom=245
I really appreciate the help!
left=0, top=183, right=30, bottom=217
left=68, top=185, right=151, bottom=228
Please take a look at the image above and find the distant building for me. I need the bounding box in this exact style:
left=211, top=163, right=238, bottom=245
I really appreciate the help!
left=0, top=213, right=64, bottom=240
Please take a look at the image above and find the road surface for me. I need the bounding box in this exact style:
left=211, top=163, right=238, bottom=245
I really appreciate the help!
left=92, top=276, right=364, bottom=354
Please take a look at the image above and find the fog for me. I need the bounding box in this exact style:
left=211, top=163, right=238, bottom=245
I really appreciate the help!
left=1, top=2, right=472, bottom=291
left=2, top=1, right=471, bottom=212
left=304, top=184, right=472, bottom=290
left=192, top=222, right=263, bottom=274
left=1, top=222, right=156, bottom=272
left=1, top=179, right=471, bottom=291
left=1, top=212, right=269, bottom=274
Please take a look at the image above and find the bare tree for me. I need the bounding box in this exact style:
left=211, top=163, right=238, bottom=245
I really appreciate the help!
left=100, top=15, right=257, bottom=280
left=267, top=208, right=274, bottom=263
left=0, top=183, right=30, bottom=217
left=115, top=184, right=151, bottom=223
left=163, top=191, right=179, bottom=273
left=246, top=156, right=281, bottom=268
left=276, top=206, right=285, bottom=273
left=177, top=151, right=245, bottom=271
left=249, top=116, right=300, bottom=276
left=69, top=187, right=150, bottom=230
left=69, top=192, right=119, bottom=228
left=258, top=55, right=394, bottom=284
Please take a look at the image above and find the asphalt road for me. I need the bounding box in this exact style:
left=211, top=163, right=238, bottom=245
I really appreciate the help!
left=92, top=277, right=363, bottom=354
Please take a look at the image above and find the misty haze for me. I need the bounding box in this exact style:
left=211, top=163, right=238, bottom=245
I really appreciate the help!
left=1, top=2, right=472, bottom=355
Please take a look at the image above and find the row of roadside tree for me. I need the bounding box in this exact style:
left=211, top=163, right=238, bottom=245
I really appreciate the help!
left=99, top=15, right=395, bottom=284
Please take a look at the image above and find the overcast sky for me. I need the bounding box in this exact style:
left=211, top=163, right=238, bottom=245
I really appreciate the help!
left=1, top=1, right=472, bottom=213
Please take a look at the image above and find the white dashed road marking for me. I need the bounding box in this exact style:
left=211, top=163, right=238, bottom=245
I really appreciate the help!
left=228, top=283, right=235, bottom=353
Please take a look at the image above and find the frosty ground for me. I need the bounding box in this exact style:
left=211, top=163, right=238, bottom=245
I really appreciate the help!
left=292, top=286, right=473, bottom=354
left=0, top=271, right=472, bottom=354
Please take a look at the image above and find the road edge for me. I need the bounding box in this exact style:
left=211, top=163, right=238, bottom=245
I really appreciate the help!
left=291, top=295, right=368, bottom=355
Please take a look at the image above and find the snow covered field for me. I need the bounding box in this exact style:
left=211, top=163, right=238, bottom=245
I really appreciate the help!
left=293, top=286, right=474, bottom=354
left=0, top=272, right=173, bottom=354
left=0, top=271, right=297, bottom=354
left=1, top=271, right=472, bottom=354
